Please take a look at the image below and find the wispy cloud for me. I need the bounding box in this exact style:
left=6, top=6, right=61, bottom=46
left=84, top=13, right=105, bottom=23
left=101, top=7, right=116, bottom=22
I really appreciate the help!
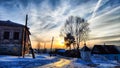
left=0, top=0, right=120, bottom=45
left=91, top=0, right=103, bottom=18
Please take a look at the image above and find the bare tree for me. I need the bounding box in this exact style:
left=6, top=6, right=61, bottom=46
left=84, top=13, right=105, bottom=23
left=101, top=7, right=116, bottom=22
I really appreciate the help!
left=60, top=16, right=89, bottom=50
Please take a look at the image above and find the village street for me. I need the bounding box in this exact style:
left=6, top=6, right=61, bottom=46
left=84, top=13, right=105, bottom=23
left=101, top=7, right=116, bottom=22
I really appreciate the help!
left=34, top=55, right=120, bottom=68
left=34, top=57, right=90, bottom=68
left=0, top=54, right=120, bottom=68
left=35, top=58, right=72, bottom=68
left=0, top=54, right=90, bottom=68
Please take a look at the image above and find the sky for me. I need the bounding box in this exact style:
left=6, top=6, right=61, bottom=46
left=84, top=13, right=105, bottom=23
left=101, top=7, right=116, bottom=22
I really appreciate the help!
left=0, top=0, right=120, bottom=49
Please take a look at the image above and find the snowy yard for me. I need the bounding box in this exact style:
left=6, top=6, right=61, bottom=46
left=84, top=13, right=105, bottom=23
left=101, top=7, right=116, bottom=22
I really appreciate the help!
left=34, top=56, right=120, bottom=68
left=0, top=54, right=59, bottom=68
left=0, top=54, right=120, bottom=68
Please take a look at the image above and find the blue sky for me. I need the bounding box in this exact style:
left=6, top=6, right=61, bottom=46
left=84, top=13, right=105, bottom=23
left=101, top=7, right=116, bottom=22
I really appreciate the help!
left=0, top=0, right=120, bottom=48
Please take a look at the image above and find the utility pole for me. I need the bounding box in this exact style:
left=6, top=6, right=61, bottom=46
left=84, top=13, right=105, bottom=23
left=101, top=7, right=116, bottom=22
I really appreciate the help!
left=22, top=14, right=35, bottom=58
left=44, top=42, right=46, bottom=53
left=37, top=42, right=41, bottom=54
left=50, top=37, right=54, bottom=57
left=23, top=14, right=28, bottom=58
left=44, top=42, right=46, bottom=50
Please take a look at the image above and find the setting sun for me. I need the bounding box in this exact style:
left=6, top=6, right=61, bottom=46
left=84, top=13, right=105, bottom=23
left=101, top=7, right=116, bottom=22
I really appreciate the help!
left=56, top=37, right=65, bottom=47
left=59, top=39, right=64, bottom=46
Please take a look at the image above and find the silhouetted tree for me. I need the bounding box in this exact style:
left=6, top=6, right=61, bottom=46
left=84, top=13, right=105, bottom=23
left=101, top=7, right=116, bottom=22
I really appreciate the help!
left=60, top=16, right=89, bottom=50
left=64, top=33, right=75, bottom=50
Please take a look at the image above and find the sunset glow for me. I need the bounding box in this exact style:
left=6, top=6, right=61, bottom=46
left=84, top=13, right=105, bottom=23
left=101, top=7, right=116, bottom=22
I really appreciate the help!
left=0, top=0, right=120, bottom=49
left=59, top=39, right=64, bottom=46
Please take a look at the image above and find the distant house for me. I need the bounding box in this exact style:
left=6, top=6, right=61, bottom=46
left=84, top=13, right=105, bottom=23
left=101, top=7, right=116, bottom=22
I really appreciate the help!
left=116, top=46, right=120, bottom=52
left=91, top=45, right=120, bottom=61
left=0, top=20, right=31, bottom=56
left=56, top=49, right=66, bottom=56
left=80, top=44, right=91, bottom=61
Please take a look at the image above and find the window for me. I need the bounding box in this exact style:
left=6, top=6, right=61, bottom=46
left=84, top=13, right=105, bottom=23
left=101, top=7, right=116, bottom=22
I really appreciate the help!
left=13, top=32, right=19, bottom=40
left=3, top=31, right=10, bottom=40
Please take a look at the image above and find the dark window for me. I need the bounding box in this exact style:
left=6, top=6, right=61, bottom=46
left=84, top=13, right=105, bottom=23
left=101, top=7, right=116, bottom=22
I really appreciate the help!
left=13, top=32, right=19, bottom=40
left=3, top=32, right=10, bottom=39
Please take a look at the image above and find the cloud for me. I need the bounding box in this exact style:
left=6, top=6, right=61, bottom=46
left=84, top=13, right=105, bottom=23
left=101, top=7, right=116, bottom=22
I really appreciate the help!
left=90, top=34, right=120, bottom=40
left=89, top=5, right=120, bottom=39
left=0, top=0, right=120, bottom=45
left=91, top=0, right=103, bottom=18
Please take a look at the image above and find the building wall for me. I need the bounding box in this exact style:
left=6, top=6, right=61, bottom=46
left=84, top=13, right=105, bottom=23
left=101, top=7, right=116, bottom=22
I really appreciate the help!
left=92, top=54, right=120, bottom=61
left=0, top=26, right=23, bottom=56
left=0, top=44, right=22, bottom=56
left=81, top=51, right=91, bottom=61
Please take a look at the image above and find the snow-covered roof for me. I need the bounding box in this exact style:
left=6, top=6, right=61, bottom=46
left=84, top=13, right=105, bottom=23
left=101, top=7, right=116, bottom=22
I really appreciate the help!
left=81, top=45, right=91, bottom=51
left=116, top=46, right=120, bottom=52
left=57, top=49, right=66, bottom=52
left=91, top=45, right=120, bottom=54
left=0, top=20, right=24, bottom=27
left=0, top=20, right=31, bottom=34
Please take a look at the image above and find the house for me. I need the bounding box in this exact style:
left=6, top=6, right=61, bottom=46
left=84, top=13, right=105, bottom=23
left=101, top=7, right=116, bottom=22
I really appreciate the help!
left=116, top=46, right=120, bottom=52
left=56, top=49, right=66, bottom=56
left=0, top=20, right=31, bottom=56
left=91, top=45, right=120, bottom=61
left=80, top=43, right=91, bottom=61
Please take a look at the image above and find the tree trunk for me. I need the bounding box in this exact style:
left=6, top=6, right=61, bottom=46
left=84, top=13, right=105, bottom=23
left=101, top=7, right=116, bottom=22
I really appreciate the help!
left=76, top=43, right=80, bottom=58
left=73, top=43, right=76, bottom=50
left=69, top=45, right=71, bottom=50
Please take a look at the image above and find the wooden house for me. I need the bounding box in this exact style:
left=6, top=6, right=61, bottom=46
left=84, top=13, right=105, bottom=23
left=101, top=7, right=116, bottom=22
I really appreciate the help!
left=0, top=20, right=31, bottom=56
left=91, top=45, right=120, bottom=61
left=80, top=44, right=91, bottom=61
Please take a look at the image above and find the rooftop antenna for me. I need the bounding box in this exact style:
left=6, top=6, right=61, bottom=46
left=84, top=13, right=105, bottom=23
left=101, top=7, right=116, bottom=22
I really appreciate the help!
left=84, top=42, right=86, bottom=46
left=84, top=40, right=86, bottom=46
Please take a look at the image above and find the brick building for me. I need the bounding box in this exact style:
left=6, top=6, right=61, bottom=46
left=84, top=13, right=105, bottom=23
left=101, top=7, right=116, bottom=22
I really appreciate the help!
left=0, top=20, right=31, bottom=56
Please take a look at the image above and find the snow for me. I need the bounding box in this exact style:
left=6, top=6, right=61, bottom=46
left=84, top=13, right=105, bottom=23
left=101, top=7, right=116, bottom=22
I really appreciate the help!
left=0, top=54, right=120, bottom=68
left=58, top=49, right=66, bottom=52
left=0, top=54, right=59, bottom=68
left=91, top=55, right=120, bottom=67
left=59, top=56, right=120, bottom=68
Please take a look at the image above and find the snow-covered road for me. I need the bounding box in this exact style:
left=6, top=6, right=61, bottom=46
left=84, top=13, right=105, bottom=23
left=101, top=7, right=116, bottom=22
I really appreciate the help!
left=35, top=58, right=71, bottom=68
left=34, top=56, right=120, bottom=68
left=34, top=58, right=90, bottom=68
left=0, top=54, right=120, bottom=68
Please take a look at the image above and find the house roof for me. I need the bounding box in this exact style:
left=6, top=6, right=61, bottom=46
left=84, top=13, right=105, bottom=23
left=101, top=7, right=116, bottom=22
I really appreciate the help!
left=57, top=49, right=66, bottom=52
left=116, top=46, right=120, bottom=52
left=81, top=45, right=91, bottom=51
left=0, top=20, right=31, bottom=34
left=91, top=45, right=120, bottom=54
left=0, top=20, right=24, bottom=27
